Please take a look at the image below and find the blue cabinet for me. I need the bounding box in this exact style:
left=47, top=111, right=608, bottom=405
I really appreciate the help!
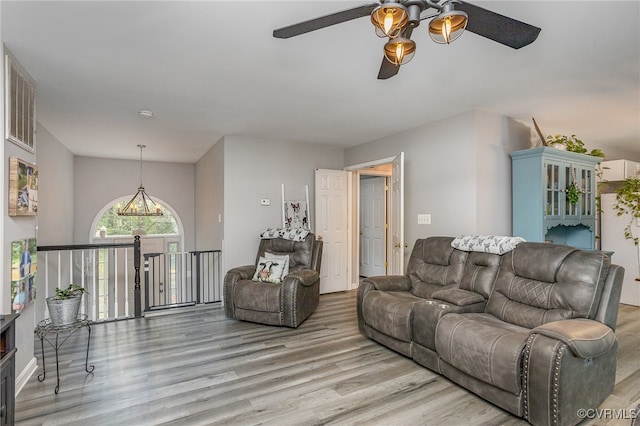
left=510, top=147, right=602, bottom=250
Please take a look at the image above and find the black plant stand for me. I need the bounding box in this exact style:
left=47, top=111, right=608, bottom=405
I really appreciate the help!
left=35, top=315, right=94, bottom=394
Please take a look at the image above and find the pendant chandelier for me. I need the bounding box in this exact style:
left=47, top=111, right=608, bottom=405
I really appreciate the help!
left=117, top=144, right=163, bottom=217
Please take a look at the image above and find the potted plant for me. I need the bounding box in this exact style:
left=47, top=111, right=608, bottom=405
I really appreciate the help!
left=566, top=182, right=581, bottom=205
left=46, top=284, right=87, bottom=326
left=546, top=134, right=605, bottom=158
left=612, top=177, right=640, bottom=281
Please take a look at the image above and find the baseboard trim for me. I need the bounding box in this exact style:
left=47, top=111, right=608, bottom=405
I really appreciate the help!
left=15, top=356, right=38, bottom=397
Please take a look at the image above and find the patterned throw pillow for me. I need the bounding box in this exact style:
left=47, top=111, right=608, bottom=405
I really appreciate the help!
left=451, top=235, right=526, bottom=255
left=265, top=252, right=290, bottom=277
left=252, top=256, right=286, bottom=283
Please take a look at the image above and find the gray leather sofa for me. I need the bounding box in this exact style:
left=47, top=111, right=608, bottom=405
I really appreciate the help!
left=357, top=236, right=624, bottom=426
left=224, top=233, right=322, bottom=328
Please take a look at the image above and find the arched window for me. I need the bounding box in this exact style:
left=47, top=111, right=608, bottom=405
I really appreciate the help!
left=94, top=199, right=179, bottom=238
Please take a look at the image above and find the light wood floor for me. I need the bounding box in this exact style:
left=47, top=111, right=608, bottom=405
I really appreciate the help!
left=15, top=291, right=640, bottom=426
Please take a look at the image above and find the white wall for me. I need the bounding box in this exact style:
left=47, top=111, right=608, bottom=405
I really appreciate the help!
left=36, top=123, right=75, bottom=246
left=2, top=42, right=39, bottom=389
left=3, top=141, right=38, bottom=390
left=474, top=111, right=532, bottom=234
left=223, top=136, right=344, bottom=272
left=195, top=138, right=224, bottom=251
left=74, top=156, right=196, bottom=249
left=345, top=110, right=531, bottom=258
left=33, top=123, right=75, bottom=324
left=0, top=17, right=6, bottom=315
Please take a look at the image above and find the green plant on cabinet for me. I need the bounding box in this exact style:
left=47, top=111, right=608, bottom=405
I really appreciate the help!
left=546, top=134, right=605, bottom=158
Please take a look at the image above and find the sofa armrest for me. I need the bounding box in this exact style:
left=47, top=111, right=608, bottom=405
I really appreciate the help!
left=361, top=275, right=412, bottom=292
left=357, top=275, right=411, bottom=332
left=284, top=269, right=319, bottom=287
left=431, top=288, right=484, bottom=307
left=226, top=265, right=256, bottom=281
left=530, top=319, right=616, bottom=358
left=524, top=322, right=618, bottom=425
left=281, top=269, right=320, bottom=327
left=223, top=265, right=255, bottom=319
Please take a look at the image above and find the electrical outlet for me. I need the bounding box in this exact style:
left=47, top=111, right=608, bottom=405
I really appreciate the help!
left=260, top=199, right=271, bottom=206
left=417, top=214, right=431, bottom=225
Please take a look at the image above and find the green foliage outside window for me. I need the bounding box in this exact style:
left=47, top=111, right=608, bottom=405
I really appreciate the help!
left=613, top=177, right=640, bottom=246
left=95, top=202, right=178, bottom=237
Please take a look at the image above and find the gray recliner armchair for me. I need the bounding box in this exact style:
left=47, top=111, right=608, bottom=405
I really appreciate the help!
left=224, top=233, right=322, bottom=328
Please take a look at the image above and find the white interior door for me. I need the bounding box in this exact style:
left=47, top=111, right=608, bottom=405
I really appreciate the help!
left=360, top=176, right=386, bottom=277
left=389, top=152, right=405, bottom=275
left=315, top=169, right=349, bottom=293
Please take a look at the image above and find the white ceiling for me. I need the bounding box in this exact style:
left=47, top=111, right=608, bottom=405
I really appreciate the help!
left=1, top=0, right=639, bottom=163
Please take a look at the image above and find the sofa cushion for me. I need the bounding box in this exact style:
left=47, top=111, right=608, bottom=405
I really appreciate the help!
left=257, top=234, right=314, bottom=270
left=265, top=252, right=290, bottom=277
left=233, top=280, right=281, bottom=313
left=252, top=256, right=287, bottom=283
left=486, top=243, right=610, bottom=329
left=431, top=288, right=484, bottom=306
left=436, top=312, right=530, bottom=395
left=361, top=291, right=424, bottom=342
left=406, top=237, right=468, bottom=299
left=459, top=252, right=502, bottom=299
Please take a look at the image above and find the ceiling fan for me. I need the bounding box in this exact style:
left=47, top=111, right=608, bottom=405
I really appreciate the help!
left=273, top=0, right=541, bottom=79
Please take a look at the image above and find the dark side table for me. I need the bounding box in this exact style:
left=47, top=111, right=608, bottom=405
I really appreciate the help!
left=34, top=315, right=95, bottom=394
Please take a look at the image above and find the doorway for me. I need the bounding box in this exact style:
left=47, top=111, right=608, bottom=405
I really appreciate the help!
left=315, top=153, right=404, bottom=293
left=345, top=153, right=404, bottom=287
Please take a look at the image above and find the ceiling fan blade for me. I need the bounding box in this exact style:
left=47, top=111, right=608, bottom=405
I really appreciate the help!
left=273, top=3, right=379, bottom=39
left=378, top=57, right=400, bottom=80
left=457, top=1, right=541, bottom=49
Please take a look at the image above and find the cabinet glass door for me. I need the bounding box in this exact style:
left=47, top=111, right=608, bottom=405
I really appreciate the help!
left=565, top=165, right=579, bottom=218
left=580, top=167, right=594, bottom=217
left=545, top=162, right=561, bottom=217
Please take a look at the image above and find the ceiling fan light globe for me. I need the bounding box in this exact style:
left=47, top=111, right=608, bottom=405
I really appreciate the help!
left=383, top=37, right=416, bottom=65
left=428, top=10, right=467, bottom=44
left=371, top=3, right=408, bottom=38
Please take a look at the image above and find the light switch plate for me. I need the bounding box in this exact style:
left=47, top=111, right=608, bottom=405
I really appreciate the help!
left=417, top=214, right=431, bottom=225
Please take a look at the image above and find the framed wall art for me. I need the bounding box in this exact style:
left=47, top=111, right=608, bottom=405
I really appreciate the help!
left=10, top=238, right=37, bottom=313
left=284, top=200, right=310, bottom=229
left=9, top=157, right=38, bottom=216
left=281, top=184, right=311, bottom=230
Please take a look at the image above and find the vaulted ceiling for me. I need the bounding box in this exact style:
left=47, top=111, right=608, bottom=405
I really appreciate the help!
left=2, top=1, right=638, bottom=163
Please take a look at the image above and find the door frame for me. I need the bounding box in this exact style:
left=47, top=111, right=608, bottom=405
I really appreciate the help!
left=345, top=155, right=400, bottom=289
